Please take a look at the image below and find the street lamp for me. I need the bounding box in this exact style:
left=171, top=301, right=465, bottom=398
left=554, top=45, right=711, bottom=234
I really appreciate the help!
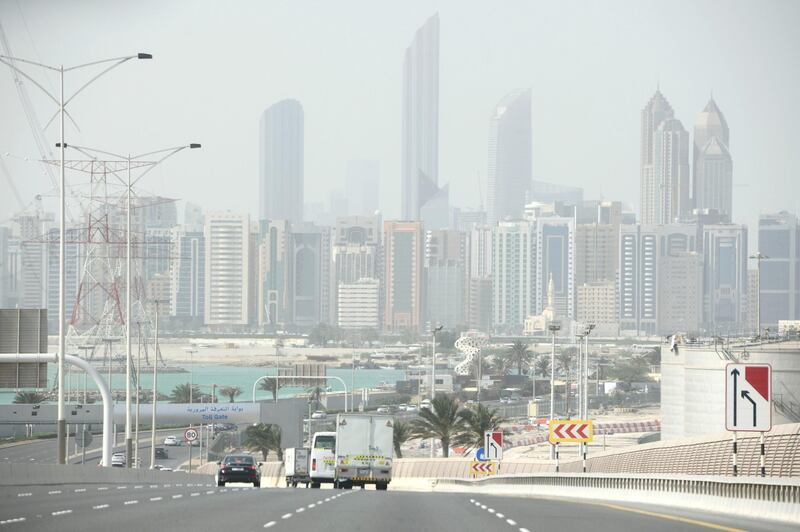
left=150, top=298, right=167, bottom=470
left=583, top=324, right=595, bottom=421
left=749, top=252, right=769, bottom=338
left=57, top=142, right=201, bottom=467
left=0, top=51, right=152, bottom=464
left=548, top=322, right=561, bottom=460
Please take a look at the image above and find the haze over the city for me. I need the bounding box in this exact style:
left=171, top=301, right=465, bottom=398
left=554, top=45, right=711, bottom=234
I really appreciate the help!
left=1, top=0, right=799, bottom=237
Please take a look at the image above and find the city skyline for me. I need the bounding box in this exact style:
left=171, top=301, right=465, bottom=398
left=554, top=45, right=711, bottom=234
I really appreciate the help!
left=1, top=1, right=798, bottom=243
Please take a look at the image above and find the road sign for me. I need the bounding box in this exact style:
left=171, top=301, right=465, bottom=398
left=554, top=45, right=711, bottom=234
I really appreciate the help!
left=484, top=430, right=503, bottom=460
left=726, top=363, right=771, bottom=432
left=470, top=460, right=496, bottom=475
left=549, top=420, right=593, bottom=443
left=184, top=427, right=199, bottom=442
left=74, top=429, right=93, bottom=448
left=475, top=447, right=487, bottom=461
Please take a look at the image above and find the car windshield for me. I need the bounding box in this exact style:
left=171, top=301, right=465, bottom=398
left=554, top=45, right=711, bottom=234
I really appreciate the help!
left=223, top=455, right=254, bottom=465
left=314, top=435, right=335, bottom=450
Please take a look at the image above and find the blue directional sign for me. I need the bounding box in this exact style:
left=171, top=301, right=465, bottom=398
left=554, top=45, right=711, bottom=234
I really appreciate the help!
left=475, top=447, right=487, bottom=461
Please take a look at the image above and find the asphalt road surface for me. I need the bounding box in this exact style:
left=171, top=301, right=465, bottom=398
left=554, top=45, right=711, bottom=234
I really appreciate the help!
left=0, top=481, right=792, bottom=532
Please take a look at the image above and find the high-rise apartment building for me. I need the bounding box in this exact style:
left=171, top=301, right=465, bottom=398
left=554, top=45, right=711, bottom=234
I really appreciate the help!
left=345, top=160, right=380, bottom=216
left=401, top=14, right=440, bottom=221
left=338, top=278, right=380, bottom=330
left=204, top=212, right=250, bottom=328
left=258, top=220, right=290, bottom=328
left=170, top=227, right=205, bottom=325
left=487, top=89, right=532, bottom=224
left=693, top=99, right=732, bottom=220
left=758, top=212, right=799, bottom=328
left=576, top=280, right=618, bottom=337
left=536, top=217, right=574, bottom=319
left=288, top=223, right=332, bottom=327
left=426, top=229, right=467, bottom=329
left=703, top=224, right=748, bottom=333
left=658, top=252, right=703, bottom=334
left=332, top=215, right=381, bottom=329
left=640, top=90, right=675, bottom=225
left=653, top=118, right=691, bottom=223
left=575, top=223, right=618, bottom=286
left=384, top=221, right=424, bottom=333
left=491, top=221, right=537, bottom=333
left=259, top=99, right=304, bottom=224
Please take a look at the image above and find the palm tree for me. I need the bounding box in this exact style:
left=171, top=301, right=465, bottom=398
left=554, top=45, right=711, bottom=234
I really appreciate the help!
left=258, top=378, right=279, bottom=401
left=13, top=391, right=46, bottom=404
left=506, top=341, right=532, bottom=376
left=243, top=423, right=283, bottom=461
left=488, top=353, right=511, bottom=376
left=410, top=394, right=464, bottom=458
left=169, top=383, right=202, bottom=404
left=307, top=386, right=324, bottom=410
left=534, top=355, right=551, bottom=377
left=392, top=420, right=412, bottom=458
left=219, top=386, right=241, bottom=403
left=454, top=404, right=506, bottom=451
left=556, top=349, right=575, bottom=416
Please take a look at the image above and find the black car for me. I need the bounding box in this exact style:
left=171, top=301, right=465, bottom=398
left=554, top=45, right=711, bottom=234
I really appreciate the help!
left=216, top=454, right=260, bottom=487
left=155, top=447, right=168, bottom=459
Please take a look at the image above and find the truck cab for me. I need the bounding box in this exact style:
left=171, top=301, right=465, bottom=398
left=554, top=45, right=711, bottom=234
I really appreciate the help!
left=309, top=431, right=336, bottom=488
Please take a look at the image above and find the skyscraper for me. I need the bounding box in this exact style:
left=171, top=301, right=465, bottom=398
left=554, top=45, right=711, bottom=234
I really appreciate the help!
left=487, top=88, right=532, bottom=223
left=384, top=221, right=424, bottom=333
left=703, top=224, right=748, bottom=333
left=426, top=229, right=468, bottom=329
left=640, top=90, right=675, bottom=225
left=536, top=217, right=574, bottom=319
left=401, top=14, right=439, bottom=221
left=693, top=99, right=732, bottom=221
left=259, top=99, right=304, bottom=224
left=653, top=118, right=691, bottom=224
left=288, top=223, right=332, bottom=327
left=170, top=227, right=205, bottom=325
left=258, top=219, right=290, bottom=328
left=332, top=215, right=382, bottom=329
left=758, top=212, right=800, bottom=328
left=204, top=212, right=250, bottom=328
left=491, top=221, right=537, bottom=333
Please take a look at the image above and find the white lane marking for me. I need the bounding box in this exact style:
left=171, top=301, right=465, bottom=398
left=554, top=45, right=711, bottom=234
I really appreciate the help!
left=0, top=518, right=26, bottom=524
left=149, top=497, right=162, bottom=502
left=116, top=486, right=127, bottom=490
left=17, top=493, right=32, bottom=497
left=281, top=513, right=292, bottom=519
left=150, top=485, right=158, bottom=488
left=308, top=503, right=316, bottom=508
left=124, top=500, right=138, bottom=505
left=507, top=519, right=517, bottom=526
left=134, top=485, right=143, bottom=489
left=220, top=489, right=228, bottom=493
left=74, top=488, right=86, bottom=493
left=470, top=498, right=475, bottom=503
left=488, top=508, right=495, bottom=514
left=190, top=492, right=200, bottom=497
left=93, top=504, right=109, bottom=510
left=480, top=505, right=487, bottom=509
left=51, top=509, right=73, bottom=516
left=175, top=483, right=183, bottom=487
left=296, top=507, right=305, bottom=513
left=48, top=490, right=61, bottom=495
left=317, top=500, right=323, bottom=504
left=324, top=497, right=331, bottom=502
left=163, top=484, right=171, bottom=488
left=206, top=490, right=215, bottom=495
left=264, top=522, right=276, bottom=528
left=97, top=487, right=108, bottom=491
left=496, top=513, right=504, bottom=518
left=232, top=488, right=240, bottom=492
left=172, top=494, right=183, bottom=499
left=520, top=529, right=531, bottom=532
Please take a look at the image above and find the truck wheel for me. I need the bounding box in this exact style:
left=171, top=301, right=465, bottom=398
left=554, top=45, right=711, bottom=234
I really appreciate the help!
left=292, top=481, right=298, bottom=488
left=310, top=482, right=320, bottom=489
left=254, top=481, right=261, bottom=488
left=344, top=483, right=352, bottom=490
left=376, top=483, right=388, bottom=491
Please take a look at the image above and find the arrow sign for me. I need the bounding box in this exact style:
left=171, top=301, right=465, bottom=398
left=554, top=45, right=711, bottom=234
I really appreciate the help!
left=726, top=363, right=772, bottom=432
left=484, top=431, right=503, bottom=461
left=549, top=420, right=593, bottom=443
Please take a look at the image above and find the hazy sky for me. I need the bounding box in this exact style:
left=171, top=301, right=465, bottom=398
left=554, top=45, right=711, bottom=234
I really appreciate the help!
left=1, top=0, right=799, bottom=239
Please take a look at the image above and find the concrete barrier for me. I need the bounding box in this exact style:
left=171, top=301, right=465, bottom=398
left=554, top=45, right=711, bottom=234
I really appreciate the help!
left=0, top=463, right=213, bottom=486
left=432, top=473, right=800, bottom=525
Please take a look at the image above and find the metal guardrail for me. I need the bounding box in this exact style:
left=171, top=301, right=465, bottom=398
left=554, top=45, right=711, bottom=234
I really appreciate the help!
left=435, top=473, right=800, bottom=504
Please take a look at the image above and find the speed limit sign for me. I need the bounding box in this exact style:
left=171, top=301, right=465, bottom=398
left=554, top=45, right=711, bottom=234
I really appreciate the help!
left=184, top=427, right=198, bottom=442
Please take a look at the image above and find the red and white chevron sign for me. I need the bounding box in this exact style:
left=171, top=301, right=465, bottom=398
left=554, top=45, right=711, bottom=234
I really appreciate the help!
left=548, top=420, right=593, bottom=443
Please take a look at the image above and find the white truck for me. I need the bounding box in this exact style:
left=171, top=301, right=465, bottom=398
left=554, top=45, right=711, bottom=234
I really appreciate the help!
left=309, top=431, right=336, bottom=488
left=284, top=447, right=310, bottom=488
left=334, top=413, right=393, bottom=490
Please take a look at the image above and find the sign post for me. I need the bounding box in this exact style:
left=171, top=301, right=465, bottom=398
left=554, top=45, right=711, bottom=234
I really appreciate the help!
left=185, top=427, right=198, bottom=473
left=549, top=420, right=593, bottom=473
left=725, top=363, right=771, bottom=477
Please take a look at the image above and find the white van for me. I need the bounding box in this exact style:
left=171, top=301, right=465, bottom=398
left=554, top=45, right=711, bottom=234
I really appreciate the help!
left=309, top=431, right=336, bottom=488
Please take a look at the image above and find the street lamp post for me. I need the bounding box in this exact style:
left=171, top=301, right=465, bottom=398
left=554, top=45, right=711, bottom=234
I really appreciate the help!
left=583, top=324, right=595, bottom=420
left=548, top=322, right=561, bottom=460
left=749, top=252, right=769, bottom=337
left=150, top=299, right=166, bottom=470
left=0, top=51, right=152, bottom=464
left=431, top=325, right=443, bottom=400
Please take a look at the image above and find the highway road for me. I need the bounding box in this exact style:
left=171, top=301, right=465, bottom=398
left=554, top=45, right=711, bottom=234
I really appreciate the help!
left=0, top=481, right=793, bottom=532
left=0, top=429, right=202, bottom=470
